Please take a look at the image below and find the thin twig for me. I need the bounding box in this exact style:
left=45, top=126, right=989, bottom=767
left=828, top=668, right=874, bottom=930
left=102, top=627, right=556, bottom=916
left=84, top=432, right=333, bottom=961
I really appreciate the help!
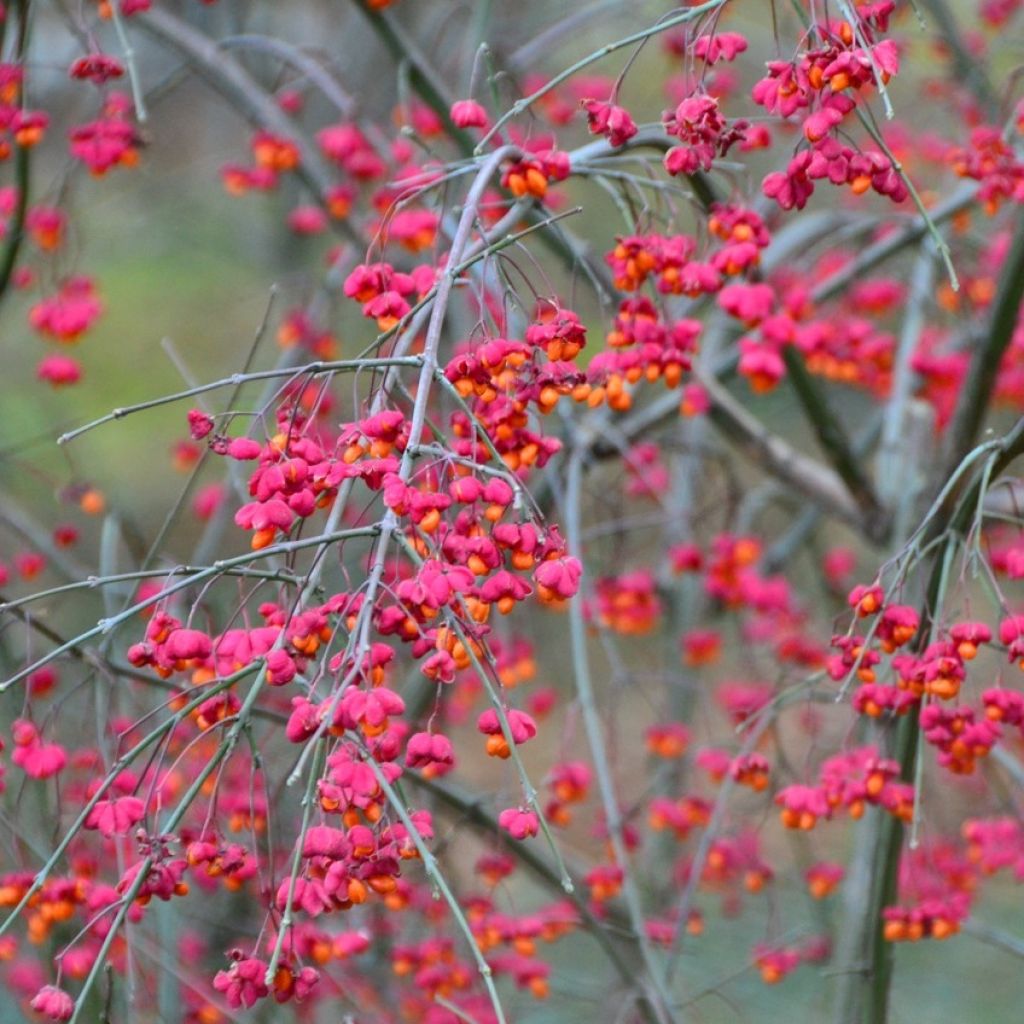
left=565, top=449, right=679, bottom=1024
left=108, top=0, right=148, bottom=122
left=474, top=0, right=730, bottom=152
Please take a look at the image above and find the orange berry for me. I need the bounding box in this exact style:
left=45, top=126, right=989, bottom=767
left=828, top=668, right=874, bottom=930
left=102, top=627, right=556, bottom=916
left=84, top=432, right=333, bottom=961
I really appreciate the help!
left=79, top=488, right=106, bottom=515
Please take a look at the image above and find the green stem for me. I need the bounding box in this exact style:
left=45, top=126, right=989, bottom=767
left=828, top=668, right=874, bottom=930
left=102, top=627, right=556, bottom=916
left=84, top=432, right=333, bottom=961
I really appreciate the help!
left=833, top=416, right=1024, bottom=1023
left=945, top=210, right=1024, bottom=475
left=350, top=1, right=474, bottom=150
left=915, top=0, right=999, bottom=116
left=782, top=348, right=887, bottom=537
left=0, top=0, right=31, bottom=307
left=0, top=143, right=29, bottom=305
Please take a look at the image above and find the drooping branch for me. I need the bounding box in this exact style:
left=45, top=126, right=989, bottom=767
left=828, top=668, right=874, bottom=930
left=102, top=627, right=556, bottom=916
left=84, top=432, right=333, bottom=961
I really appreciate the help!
left=915, top=0, right=999, bottom=116
left=472, top=0, right=730, bottom=152
left=696, top=369, right=875, bottom=537
left=137, top=6, right=365, bottom=247
left=831, top=415, right=1024, bottom=1024
left=350, top=0, right=619, bottom=300
left=565, top=450, right=680, bottom=1024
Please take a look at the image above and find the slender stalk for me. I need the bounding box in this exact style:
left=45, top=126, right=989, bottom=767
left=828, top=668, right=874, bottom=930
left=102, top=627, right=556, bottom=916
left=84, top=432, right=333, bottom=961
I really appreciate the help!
left=263, top=745, right=323, bottom=985
left=0, top=667, right=256, bottom=941
left=363, top=749, right=509, bottom=1024
left=565, top=450, right=678, bottom=1024
left=350, top=0, right=617, bottom=297
left=0, top=564, right=304, bottom=613
left=0, top=0, right=31, bottom=308
left=0, top=526, right=380, bottom=691
left=69, top=669, right=266, bottom=1021
left=474, top=0, right=729, bottom=152
left=944, top=210, right=1024, bottom=475
left=831, top=416, right=1024, bottom=1023
left=57, top=358, right=422, bottom=446
left=408, top=772, right=645, bottom=984
left=108, top=0, right=148, bottom=122
left=219, top=35, right=357, bottom=116
left=0, top=144, right=29, bottom=306
left=835, top=0, right=894, bottom=120
left=855, top=107, right=958, bottom=290
left=962, top=920, right=1024, bottom=959
left=447, top=609, right=574, bottom=890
